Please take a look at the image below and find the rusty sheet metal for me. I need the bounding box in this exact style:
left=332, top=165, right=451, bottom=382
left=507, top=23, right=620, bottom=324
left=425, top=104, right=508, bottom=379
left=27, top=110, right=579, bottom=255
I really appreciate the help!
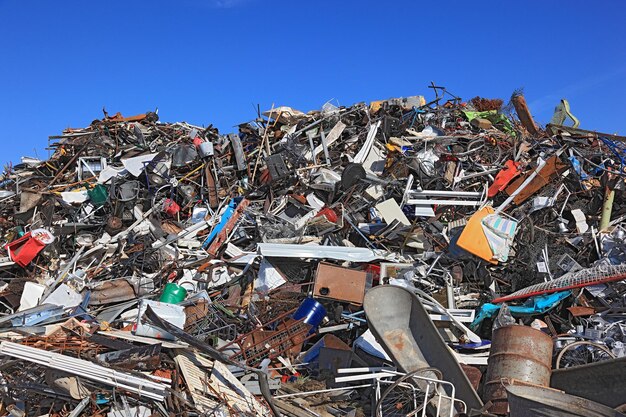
left=505, top=155, right=567, bottom=205
left=483, top=325, right=553, bottom=415
left=551, top=356, right=626, bottom=408
left=88, top=279, right=136, bottom=305
left=461, top=364, right=483, bottom=392
left=205, top=164, right=220, bottom=209
left=566, top=305, right=596, bottom=317
left=546, top=123, right=626, bottom=142
left=506, top=385, right=625, bottom=417
left=184, top=300, right=210, bottom=329
left=313, top=262, right=367, bottom=305
left=103, top=111, right=149, bottom=122
left=363, top=285, right=483, bottom=412
left=97, top=343, right=161, bottom=371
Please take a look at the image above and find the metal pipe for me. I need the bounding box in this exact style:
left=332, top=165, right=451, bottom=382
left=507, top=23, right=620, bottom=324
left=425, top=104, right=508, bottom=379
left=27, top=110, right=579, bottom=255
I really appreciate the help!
left=274, top=383, right=372, bottom=398
left=0, top=342, right=167, bottom=401
left=410, top=190, right=482, bottom=197
left=337, top=367, right=395, bottom=374
left=335, top=372, right=397, bottom=383
left=600, top=186, right=615, bottom=231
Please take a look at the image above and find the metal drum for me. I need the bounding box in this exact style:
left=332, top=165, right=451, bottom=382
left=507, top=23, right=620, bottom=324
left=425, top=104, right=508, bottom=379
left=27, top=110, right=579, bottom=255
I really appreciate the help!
left=293, top=298, right=327, bottom=331
left=483, top=325, right=553, bottom=414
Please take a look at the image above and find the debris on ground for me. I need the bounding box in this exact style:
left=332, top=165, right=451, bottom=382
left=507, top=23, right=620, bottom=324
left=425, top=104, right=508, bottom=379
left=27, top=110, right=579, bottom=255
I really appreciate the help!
left=0, top=85, right=625, bottom=416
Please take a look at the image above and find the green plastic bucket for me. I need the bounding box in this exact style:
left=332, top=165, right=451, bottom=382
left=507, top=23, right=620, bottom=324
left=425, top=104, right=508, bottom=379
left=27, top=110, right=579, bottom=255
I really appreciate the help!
left=88, top=184, right=109, bottom=206
left=160, top=283, right=188, bottom=304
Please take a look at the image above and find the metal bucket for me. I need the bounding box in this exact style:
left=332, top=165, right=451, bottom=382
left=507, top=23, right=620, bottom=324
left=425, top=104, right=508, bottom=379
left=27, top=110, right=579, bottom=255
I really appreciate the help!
left=506, top=385, right=625, bottom=417
left=483, top=325, right=553, bottom=414
left=198, top=141, right=214, bottom=158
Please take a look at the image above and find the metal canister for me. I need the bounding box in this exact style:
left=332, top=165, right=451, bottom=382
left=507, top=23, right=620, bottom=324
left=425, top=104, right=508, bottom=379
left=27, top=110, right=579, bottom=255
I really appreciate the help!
left=293, top=298, right=326, bottom=332
left=483, top=325, right=553, bottom=415
left=198, top=141, right=214, bottom=158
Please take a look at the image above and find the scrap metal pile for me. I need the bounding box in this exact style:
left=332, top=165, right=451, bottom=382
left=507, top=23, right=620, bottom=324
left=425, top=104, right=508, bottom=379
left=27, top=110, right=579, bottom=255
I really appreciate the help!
left=0, top=86, right=625, bottom=416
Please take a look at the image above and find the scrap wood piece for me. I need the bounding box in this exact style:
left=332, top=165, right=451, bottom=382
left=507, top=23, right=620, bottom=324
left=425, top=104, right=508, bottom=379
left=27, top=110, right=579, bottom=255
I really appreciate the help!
left=174, top=352, right=223, bottom=414
left=274, top=398, right=321, bottom=417
left=175, top=351, right=269, bottom=416
left=144, top=306, right=282, bottom=417
left=210, top=359, right=269, bottom=416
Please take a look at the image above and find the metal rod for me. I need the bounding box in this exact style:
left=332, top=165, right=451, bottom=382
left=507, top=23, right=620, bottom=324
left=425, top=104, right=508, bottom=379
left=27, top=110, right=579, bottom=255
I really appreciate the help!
left=274, top=383, right=372, bottom=398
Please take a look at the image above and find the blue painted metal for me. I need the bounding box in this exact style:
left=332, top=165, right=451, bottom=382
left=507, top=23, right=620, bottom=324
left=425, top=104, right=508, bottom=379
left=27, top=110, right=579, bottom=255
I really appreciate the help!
left=202, top=198, right=238, bottom=249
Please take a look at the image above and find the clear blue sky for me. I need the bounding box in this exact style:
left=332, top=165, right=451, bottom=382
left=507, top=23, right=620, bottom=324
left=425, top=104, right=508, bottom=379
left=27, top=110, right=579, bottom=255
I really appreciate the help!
left=1, top=0, right=625, bottom=165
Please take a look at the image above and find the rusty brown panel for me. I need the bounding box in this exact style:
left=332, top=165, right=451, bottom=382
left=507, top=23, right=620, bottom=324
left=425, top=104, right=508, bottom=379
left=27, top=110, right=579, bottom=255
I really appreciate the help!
left=206, top=198, right=250, bottom=256
left=461, top=364, right=483, bottom=392
left=312, top=262, right=367, bottom=305
left=88, top=279, right=136, bottom=305
left=566, top=306, right=596, bottom=317
left=205, top=165, right=219, bottom=209
left=104, top=112, right=148, bottom=122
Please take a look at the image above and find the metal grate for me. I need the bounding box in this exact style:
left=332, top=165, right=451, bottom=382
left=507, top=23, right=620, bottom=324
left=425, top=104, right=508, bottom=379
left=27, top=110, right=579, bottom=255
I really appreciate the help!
left=219, top=308, right=313, bottom=368
left=493, top=263, right=626, bottom=303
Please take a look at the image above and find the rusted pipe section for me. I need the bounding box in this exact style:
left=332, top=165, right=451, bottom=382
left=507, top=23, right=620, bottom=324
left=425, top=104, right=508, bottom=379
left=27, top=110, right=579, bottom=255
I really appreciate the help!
left=511, top=93, right=540, bottom=135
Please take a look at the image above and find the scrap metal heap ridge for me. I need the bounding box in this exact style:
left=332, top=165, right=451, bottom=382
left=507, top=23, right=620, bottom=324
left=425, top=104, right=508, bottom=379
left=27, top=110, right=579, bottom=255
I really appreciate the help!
left=0, top=87, right=625, bottom=416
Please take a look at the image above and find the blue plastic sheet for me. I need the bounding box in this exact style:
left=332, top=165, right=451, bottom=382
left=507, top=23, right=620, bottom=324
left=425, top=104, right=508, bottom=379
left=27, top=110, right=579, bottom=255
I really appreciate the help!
left=569, top=156, right=589, bottom=180
left=470, top=290, right=571, bottom=330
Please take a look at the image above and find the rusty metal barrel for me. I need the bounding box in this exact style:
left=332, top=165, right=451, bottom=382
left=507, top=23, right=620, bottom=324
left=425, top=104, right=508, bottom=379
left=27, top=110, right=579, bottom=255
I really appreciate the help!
left=483, top=325, right=553, bottom=415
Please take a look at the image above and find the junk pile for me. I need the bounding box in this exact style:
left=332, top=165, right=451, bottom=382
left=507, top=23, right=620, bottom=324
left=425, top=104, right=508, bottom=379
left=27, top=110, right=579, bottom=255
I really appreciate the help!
left=0, top=86, right=625, bottom=417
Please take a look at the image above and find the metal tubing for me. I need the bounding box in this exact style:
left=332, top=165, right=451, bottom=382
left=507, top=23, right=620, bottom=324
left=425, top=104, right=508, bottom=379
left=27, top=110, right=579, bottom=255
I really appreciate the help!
left=0, top=341, right=167, bottom=401
left=600, top=187, right=615, bottom=231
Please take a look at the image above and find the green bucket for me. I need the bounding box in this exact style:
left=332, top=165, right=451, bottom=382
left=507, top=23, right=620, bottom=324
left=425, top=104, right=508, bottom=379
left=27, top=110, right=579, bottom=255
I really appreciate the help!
left=160, top=283, right=188, bottom=304
left=88, top=184, right=109, bottom=206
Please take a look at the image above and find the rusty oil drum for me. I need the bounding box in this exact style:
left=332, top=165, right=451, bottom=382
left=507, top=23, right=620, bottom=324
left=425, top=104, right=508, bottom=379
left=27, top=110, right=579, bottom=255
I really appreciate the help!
left=483, top=325, right=553, bottom=414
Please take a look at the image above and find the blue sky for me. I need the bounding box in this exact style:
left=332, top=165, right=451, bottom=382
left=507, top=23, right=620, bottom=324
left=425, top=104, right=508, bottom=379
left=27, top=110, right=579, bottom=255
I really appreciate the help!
left=1, top=0, right=625, bottom=165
